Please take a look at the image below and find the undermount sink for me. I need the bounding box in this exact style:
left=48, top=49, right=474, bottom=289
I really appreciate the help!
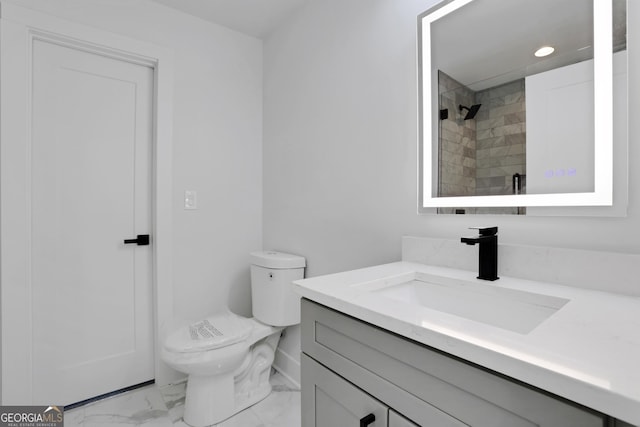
left=365, top=272, right=569, bottom=334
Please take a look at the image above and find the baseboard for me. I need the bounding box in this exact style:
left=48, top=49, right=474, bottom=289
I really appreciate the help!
left=272, top=347, right=300, bottom=389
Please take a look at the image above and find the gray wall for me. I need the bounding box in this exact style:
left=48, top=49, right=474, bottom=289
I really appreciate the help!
left=263, top=0, right=639, bottom=276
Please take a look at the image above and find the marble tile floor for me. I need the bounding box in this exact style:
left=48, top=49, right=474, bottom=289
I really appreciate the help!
left=64, top=371, right=301, bottom=427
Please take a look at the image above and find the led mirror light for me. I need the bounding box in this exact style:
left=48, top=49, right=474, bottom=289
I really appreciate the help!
left=534, top=46, right=555, bottom=57
left=418, top=0, right=614, bottom=209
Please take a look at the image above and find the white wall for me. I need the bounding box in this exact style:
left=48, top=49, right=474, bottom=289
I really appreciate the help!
left=263, top=0, right=640, bottom=373
left=3, top=0, right=264, bottom=321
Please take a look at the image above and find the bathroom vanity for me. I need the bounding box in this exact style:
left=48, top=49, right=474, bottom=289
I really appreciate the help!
left=295, top=260, right=640, bottom=427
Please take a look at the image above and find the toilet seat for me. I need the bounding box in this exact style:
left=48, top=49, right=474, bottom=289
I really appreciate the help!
left=164, top=310, right=254, bottom=354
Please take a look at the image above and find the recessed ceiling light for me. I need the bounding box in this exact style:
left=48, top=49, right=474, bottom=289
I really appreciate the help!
left=534, top=46, right=555, bottom=57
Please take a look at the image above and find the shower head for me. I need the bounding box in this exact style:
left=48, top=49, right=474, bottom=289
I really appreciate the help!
left=459, top=104, right=482, bottom=120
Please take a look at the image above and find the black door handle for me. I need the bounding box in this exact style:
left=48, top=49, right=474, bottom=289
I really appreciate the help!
left=124, top=234, right=149, bottom=246
left=360, top=413, right=375, bottom=427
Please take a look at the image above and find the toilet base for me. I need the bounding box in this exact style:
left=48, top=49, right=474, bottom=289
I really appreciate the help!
left=183, top=372, right=234, bottom=427
left=182, top=376, right=272, bottom=427
left=181, top=331, right=281, bottom=427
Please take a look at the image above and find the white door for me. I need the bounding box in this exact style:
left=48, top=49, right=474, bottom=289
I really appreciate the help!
left=30, top=39, right=154, bottom=405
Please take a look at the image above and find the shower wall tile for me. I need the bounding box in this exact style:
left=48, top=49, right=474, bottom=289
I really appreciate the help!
left=476, top=128, right=492, bottom=140
left=476, top=136, right=506, bottom=150
left=475, top=78, right=526, bottom=197
left=441, top=140, right=464, bottom=155
left=489, top=102, right=525, bottom=119
left=505, top=111, right=526, bottom=125
left=477, top=117, right=504, bottom=131
left=438, top=70, right=476, bottom=197
left=437, top=72, right=527, bottom=209
left=487, top=79, right=524, bottom=99
left=440, top=160, right=463, bottom=176
left=462, top=157, right=476, bottom=168
left=505, top=91, right=525, bottom=104
left=477, top=154, right=525, bottom=168
left=505, top=133, right=526, bottom=145
left=476, top=165, right=524, bottom=179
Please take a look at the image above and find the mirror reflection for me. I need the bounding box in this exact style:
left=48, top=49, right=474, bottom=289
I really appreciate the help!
left=421, top=0, right=627, bottom=214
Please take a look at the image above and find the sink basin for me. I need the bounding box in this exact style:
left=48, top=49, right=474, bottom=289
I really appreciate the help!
left=369, top=272, right=569, bottom=334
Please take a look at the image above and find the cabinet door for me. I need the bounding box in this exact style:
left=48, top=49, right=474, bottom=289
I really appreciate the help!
left=302, top=354, right=387, bottom=427
left=389, top=410, right=419, bottom=427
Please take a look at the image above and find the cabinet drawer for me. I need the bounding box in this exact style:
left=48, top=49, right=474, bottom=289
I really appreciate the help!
left=301, top=353, right=388, bottom=427
left=390, top=410, right=420, bottom=427
left=302, top=354, right=463, bottom=427
left=301, top=299, right=606, bottom=427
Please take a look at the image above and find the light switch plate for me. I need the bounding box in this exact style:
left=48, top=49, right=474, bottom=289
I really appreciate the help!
left=184, top=190, right=197, bottom=210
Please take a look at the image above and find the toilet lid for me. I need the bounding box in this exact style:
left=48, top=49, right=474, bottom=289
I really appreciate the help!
left=164, top=310, right=254, bottom=353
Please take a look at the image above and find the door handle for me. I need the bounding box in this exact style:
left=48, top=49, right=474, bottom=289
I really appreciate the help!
left=360, top=413, right=375, bottom=427
left=124, top=234, right=149, bottom=246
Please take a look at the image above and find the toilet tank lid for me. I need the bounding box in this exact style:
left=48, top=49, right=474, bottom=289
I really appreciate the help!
left=164, top=310, right=253, bottom=353
left=250, top=251, right=306, bottom=269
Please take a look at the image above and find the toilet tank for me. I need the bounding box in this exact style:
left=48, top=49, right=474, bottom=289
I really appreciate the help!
left=250, top=251, right=305, bottom=327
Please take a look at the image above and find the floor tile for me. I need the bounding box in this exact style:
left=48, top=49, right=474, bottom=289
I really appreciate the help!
left=64, top=371, right=300, bottom=427
left=159, top=381, right=187, bottom=423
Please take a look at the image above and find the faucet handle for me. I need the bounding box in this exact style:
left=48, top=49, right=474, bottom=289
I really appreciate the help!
left=469, top=226, right=498, bottom=236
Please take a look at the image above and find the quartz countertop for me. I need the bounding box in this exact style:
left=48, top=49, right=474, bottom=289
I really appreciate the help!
left=293, top=262, right=640, bottom=425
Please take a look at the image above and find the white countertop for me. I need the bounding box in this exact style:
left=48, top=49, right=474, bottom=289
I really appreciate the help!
left=293, top=262, right=640, bottom=425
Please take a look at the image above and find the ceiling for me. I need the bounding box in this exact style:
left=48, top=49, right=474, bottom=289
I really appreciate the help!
left=431, top=0, right=592, bottom=91
left=150, top=0, right=309, bottom=39
left=429, top=0, right=626, bottom=91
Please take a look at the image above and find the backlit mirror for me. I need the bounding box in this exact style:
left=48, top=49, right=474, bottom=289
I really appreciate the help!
left=418, top=0, right=627, bottom=214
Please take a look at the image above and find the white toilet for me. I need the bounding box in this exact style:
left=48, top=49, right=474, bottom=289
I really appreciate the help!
left=162, top=251, right=305, bottom=427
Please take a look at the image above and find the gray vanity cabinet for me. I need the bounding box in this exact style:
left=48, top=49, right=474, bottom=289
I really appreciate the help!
left=301, top=298, right=608, bottom=427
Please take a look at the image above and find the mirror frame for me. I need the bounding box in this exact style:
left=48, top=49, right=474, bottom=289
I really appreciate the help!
left=418, top=0, right=613, bottom=210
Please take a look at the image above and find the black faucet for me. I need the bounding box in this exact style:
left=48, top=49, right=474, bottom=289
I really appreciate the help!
left=461, top=226, right=499, bottom=281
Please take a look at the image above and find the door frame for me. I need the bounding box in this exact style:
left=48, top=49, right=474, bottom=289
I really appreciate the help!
left=0, top=2, right=175, bottom=404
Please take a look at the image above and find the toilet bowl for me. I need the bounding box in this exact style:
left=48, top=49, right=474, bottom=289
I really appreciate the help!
left=162, top=251, right=305, bottom=427
left=162, top=312, right=283, bottom=426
